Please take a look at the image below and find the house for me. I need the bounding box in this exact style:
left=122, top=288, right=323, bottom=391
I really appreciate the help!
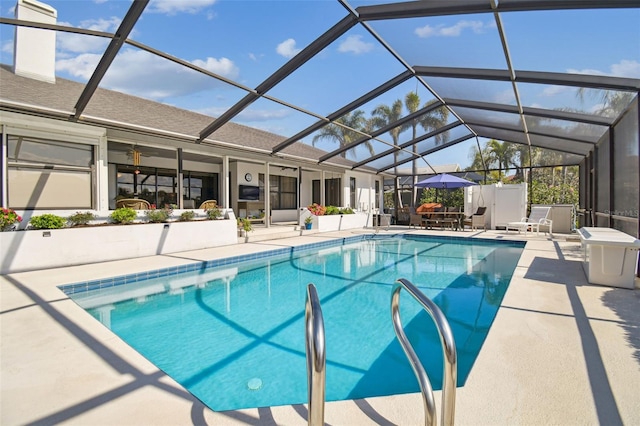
left=0, top=1, right=385, bottom=226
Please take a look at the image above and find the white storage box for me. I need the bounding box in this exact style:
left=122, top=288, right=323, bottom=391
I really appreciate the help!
left=577, top=227, right=640, bottom=289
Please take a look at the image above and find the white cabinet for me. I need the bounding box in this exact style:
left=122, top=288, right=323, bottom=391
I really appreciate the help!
left=577, top=227, right=640, bottom=289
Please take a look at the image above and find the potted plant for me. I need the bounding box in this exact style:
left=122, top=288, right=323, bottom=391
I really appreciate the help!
left=238, top=217, right=253, bottom=237
left=1, top=207, right=22, bottom=231
left=304, top=215, right=313, bottom=230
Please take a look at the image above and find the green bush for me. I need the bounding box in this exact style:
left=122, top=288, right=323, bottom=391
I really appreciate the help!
left=324, top=205, right=340, bottom=215
left=29, top=214, right=66, bottom=230
left=67, top=211, right=96, bottom=227
left=339, top=207, right=354, bottom=214
left=110, top=207, right=137, bottom=224
left=179, top=210, right=196, bottom=221
left=241, top=217, right=253, bottom=232
left=205, top=207, right=222, bottom=220
left=145, top=208, right=172, bottom=223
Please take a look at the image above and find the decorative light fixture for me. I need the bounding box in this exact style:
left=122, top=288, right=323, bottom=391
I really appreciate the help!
left=132, top=149, right=141, bottom=167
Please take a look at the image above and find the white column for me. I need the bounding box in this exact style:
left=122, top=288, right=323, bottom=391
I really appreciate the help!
left=265, top=162, right=270, bottom=228
left=222, top=155, right=229, bottom=209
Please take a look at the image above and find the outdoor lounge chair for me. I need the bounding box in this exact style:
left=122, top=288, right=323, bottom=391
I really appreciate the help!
left=116, top=198, right=151, bottom=209
left=506, top=206, right=553, bottom=236
left=463, top=206, right=487, bottom=231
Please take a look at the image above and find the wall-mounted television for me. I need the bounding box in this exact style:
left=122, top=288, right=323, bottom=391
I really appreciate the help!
left=239, top=184, right=260, bottom=201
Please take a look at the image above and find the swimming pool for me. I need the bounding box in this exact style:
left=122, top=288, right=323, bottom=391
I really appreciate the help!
left=62, top=234, right=524, bottom=412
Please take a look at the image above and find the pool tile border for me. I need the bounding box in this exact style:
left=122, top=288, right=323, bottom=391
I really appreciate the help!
left=58, top=234, right=525, bottom=295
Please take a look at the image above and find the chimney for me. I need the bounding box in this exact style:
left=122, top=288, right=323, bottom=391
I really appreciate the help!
left=13, top=0, right=57, bottom=83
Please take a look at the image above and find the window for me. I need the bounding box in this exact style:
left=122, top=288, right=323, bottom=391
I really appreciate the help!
left=270, top=175, right=297, bottom=209
left=325, top=178, right=341, bottom=206
left=311, top=178, right=342, bottom=206
left=6, top=135, right=94, bottom=209
left=117, top=165, right=217, bottom=209
left=183, top=171, right=217, bottom=208
left=375, top=180, right=380, bottom=210
left=350, top=177, right=356, bottom=209
left=312, top=180, right=320, bottom=204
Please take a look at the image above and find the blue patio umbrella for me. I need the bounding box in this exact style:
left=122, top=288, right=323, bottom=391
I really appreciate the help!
left=415, top=173, right=478, bottom=189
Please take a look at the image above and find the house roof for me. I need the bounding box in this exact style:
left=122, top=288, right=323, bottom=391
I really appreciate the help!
left=0, top=65, right=360, bottom=171
left=1, top=1, right=639, bottom=176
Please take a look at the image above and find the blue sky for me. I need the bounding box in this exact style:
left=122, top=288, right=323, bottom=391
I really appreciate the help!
left=1, top=0, right=639, bottom=171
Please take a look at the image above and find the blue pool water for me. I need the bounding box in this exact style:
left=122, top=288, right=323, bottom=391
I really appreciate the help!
left=63, top=235, right=524, bottom=412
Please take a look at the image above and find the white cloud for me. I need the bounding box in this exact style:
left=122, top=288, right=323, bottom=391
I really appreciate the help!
left=415, top=20, right=494, bottom=38
left=338, top=35, right=374, bottom=55
left=610, top=59, right=640, bottom=78
left=197, top=107, right=291, bottom=130
left=56, top=53, right=101, bottom=80
left=566, top=67, right=605, bottom=76
left=541, top=85, right=571, bottom=97
left=56, top=49, right=239, bottom=100
left=493, top=89, right=515, bottom=104
left=94, top=0, right=108, bottom=4
left=248, top=52, right=264, bottom=62
left=276, top=38, right=300, bottom=59
left=2, top=39, right=13, bottom=54
left=57, top=18, right=121, bottom=53
left=191, top=57, right=239, bottom=79
left=147, top=0, right=216, bottom=15
left=237, top=108, right=291, bottom=122
left=568, top=59, right=640, bottom=79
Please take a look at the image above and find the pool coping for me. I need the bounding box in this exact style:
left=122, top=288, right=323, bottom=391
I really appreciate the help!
left=2, top=228, right=639, bottom=425
left=59, top=233, right=525, bottom=295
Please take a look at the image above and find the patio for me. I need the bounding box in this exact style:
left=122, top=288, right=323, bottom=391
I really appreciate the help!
left=2, top=228, right=638, bottom=425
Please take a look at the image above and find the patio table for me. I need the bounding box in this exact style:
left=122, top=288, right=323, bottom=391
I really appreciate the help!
left=421, top=211, right=466, bottom=230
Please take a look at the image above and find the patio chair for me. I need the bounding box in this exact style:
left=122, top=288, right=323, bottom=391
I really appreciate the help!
left=199, top=200, right=217, bottom=209
left=463, top=206, right=487, bottom=231
left=506, top=206, right=553, bottom=236
left=409, top=213, right=424, bottom=229
left=116, top=198, right=151, bottom=210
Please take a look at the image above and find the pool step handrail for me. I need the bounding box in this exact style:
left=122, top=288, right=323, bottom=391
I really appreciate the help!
left=305, top=283, right=326, bottom=426
left=391, top=278, right=457, bottom=426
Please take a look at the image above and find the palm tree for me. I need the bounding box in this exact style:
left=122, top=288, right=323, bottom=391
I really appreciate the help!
left=312, top=110, right=371, bottom=159
left=371, top=99, right=404, bottom=208
left=577, top=88, right=635, bottom=118
left=402, top=93, right=450, bottom=205
left=485, top=139, right=516, bottom=180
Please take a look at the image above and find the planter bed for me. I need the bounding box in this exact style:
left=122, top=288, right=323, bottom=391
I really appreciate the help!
left=1, top=219, right=237, bottom=274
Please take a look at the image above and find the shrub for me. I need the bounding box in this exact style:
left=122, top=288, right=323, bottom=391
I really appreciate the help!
left=307, top=203, right=326, bottom=216
left=1, top=207, right=22, bottom=231
left=110, top=207, right=137, bottom=224
left=67, top=211, right=96, bottom=227
left=145, top=208, right=172, bottom=223
left=205, top=207, right=222, bottom=220
left=241, top=217, right=253, bottom=232
left=324, top=205, right=340, bottom=215
left=339, top=207, right=354, bottom=214
left=179, top=210, right=196, bottom=221
left=29, top=214, right=66, bottom=230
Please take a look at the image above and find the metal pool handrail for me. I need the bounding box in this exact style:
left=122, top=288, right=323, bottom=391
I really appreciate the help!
left=305, top=283, right=326, bottom=426
left=391, top=278, right=457, bottom=426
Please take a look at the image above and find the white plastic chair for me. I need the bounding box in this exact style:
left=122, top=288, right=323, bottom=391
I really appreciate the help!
left=506, top=206, right=553, bottom=236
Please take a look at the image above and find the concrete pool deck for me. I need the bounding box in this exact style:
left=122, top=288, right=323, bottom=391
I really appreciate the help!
left=1, top=228, right=639, bottom=425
